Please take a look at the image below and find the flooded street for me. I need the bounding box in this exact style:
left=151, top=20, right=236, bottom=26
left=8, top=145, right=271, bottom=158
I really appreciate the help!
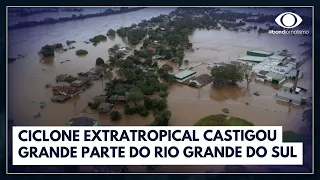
left=8, top=7, right=312, bottom=135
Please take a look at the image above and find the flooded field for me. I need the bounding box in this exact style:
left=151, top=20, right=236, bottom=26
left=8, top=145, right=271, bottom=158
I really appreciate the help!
left=8, top=7, right=312, bottom=134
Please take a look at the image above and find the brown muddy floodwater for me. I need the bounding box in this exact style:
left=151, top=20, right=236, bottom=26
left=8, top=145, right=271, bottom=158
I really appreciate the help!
left=9, top=7, right=312, bottom=134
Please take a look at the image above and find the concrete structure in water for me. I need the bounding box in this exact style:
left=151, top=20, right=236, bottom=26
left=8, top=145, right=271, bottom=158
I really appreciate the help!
left=174, top=69, right=196, bottom=83
left=189, top=74, right=212, bottom=87
left=281, top=82, right=301, bottom=93
left=98, top=103, right=114, bottom=113
left=265, top=72, right=286, bottom=84
left=67, top=117, right=98, bottom=126
left=237, top=55, right=268, bottom=66
left=276, top=91, right=303, bottom=105
left=246, top=50, right=274, bottom=57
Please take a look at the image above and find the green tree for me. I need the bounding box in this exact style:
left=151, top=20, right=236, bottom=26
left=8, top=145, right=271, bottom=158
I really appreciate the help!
left=76, top=49, right=88, bottom=56
left=107, top=29, right=116, bottom=36
left=89, top=35, right=107, bottom=43
left=151, top=110, right=172, bottom=126
left=96, top=57, right=105, bottom=66
left=117, top=27, right=128, bottom=38
left=139, top=107, right=149, bottom=117
left=127, top=88, right=144, bottom=106
left=38, top=44, right=55, bottom=57
left=162, top=64, right=173, bottom=71
left=211, top=64, right=245, bottom=86
left=144, top=97, right=153, bottom=110
left=156, top=98, right=167, bottom=111
left=104, top=70, right=113, bottom=82
left=143, top=39, right=149, bottom=47
left=109, top=111, right=122, bottom=121
left=108, top=56, right=118, bottom=66
left=159, top=91, right=169, bottom=98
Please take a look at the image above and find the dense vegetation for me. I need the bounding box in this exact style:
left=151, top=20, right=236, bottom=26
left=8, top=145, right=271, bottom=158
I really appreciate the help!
left=211, top=63, right=246, bottom=87
left=9, top=7, right=146, bottom=30
left=75, top=49, right=88, bottom=56
left=89, top=35, right=107, bottom=44
left=66, top=40, right=76, bottom=45
left=100, top=47, right=173, bottom=125
left=95, top=57, right=105, bottom=66
left=109, top=111, right=122, bottom=121
left=107, top=29, right=116, bottom=36
left=194, top=114, right=253, bottom=126
left=56, top=74, right=77, bottom=83
left=38, top=43, right=63, bottom=57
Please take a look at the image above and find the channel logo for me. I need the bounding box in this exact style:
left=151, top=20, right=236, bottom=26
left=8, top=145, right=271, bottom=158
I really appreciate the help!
left=275, top=12, right=303, bottom=29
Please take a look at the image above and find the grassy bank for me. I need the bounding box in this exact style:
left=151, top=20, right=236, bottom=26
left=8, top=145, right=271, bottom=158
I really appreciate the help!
left=195, top=114, right=304, bottom=143
left=194, top=114, right=253, bottom=126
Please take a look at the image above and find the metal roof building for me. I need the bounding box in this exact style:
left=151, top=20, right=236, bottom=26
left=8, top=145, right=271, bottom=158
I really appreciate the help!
left=237, top=55, right=268, bottom=63
left=269, top=55, right=287, bottom=61
left=276, top=91, right=303, bottom=105
left=247, top=50, right=274, bottom=57
left=174, top=70, right=196, bottom=83
left=252, top=58, right=294, bottom=75
left=265, top=72, right=286, bottom=84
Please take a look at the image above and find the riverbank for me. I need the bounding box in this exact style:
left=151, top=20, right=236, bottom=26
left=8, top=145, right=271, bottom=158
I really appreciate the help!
left=8, top=7, right=146, bottom=30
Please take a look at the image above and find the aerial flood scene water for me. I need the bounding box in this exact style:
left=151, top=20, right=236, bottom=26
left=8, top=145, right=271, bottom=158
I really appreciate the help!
left=8, top=7, right=313, bottom=173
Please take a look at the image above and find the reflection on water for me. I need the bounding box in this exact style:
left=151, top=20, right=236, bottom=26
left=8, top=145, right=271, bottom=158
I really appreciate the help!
left=40, top=56, right=54, bottom=65
left=8, top=8, right=312, bottom=135
left=209, top=85, right=247, bottom=101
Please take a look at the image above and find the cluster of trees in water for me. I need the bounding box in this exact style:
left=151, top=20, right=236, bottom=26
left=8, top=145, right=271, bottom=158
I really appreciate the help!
left=211, top=63, right=253, bottom=88
left=38, top=43, right=63, bottom=57
left=9, top=7, right=146, bottom=30
left=87, top=46, right=174, bottom=125
left=38, top=40, right=80, bottom=57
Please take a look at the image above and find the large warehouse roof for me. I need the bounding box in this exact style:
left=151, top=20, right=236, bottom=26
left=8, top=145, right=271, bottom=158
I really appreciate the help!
left=237, top=55, right=268, bottom=63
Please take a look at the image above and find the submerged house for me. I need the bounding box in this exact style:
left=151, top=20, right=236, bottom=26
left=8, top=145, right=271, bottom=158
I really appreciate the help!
left=87, top=67, right=104, bottom=76
left=174, top=70, right=196, bottom=83
left=52, top=82, right=71, bottom=91
left=57, top=86, right=79, bottom=97
left=246, top=50, right=273, bottom=57
left=98, top=103, right=114, bottom=113
left=189, top=74, right=212, bottom=87
left=109, top=93, right=128, bottom=104
left=71, top=80, right=85, bottom=87
left=281, top=82, right=301, bottom=94
left=275, top=91, right=303, bottom=105
left=265, top=72, right=286, bottom=84
left=256, top=70, right=269, bottom=82
left=67, top=117, right=98, bottom=126
left=92, top=95, right=108, bottom=104
left=51, top=95, right=70, bottom=102
left=52, top=82, right=79, bottom=97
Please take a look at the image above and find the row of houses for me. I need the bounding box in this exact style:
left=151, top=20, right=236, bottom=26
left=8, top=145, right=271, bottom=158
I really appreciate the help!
left=51, top=66, right=105, bottom=102
left=91, top=93, right=129, bottom=113
left=173, top=69, right=212, bottom=88
left=51, top=78, right=90, bottom=102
